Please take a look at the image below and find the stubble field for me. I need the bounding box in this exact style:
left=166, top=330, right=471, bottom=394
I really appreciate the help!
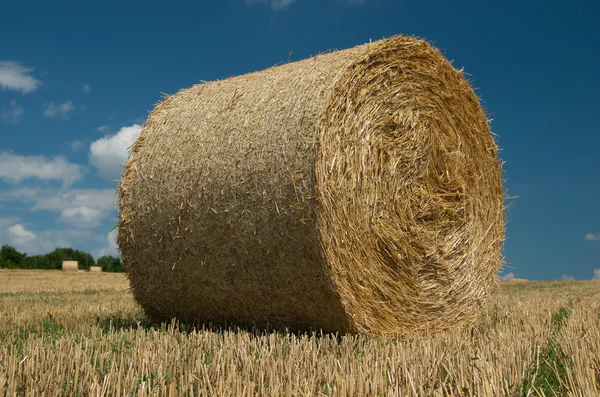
left=0, top=269, right=598, bottom=396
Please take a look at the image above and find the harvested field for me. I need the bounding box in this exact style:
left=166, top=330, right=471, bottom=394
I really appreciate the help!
left=1, top=269, right=598, bottom=396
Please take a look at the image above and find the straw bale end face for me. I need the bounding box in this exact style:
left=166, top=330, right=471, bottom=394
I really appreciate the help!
left=62, top=261, right=79, bottom=272
left=118, top=35, right=504, bottom=337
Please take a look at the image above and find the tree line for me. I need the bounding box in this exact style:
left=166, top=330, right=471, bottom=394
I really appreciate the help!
left=0, top=245, right=124, bottom=272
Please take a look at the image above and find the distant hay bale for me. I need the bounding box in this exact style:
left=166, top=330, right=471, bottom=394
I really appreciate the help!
left=62, top=261, right=78, bottom=272
left=118, top=35, right=504, bottom=336
left=90, top=266, right=103, bottom=273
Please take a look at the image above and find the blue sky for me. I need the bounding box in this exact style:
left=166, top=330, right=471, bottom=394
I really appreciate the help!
left=0, top=0, right=598, bottom=280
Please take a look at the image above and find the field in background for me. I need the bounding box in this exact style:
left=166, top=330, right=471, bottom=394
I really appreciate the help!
left=0, top=270, right=598, bottom=396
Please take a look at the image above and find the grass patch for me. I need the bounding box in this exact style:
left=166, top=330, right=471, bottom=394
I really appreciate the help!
left=518, top=306, right=571, bottom=396
left=96, top=313, right=152, bottom=333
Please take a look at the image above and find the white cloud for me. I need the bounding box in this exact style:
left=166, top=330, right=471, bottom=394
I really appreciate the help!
left=0, top=187, right=117, bottom=230
left=272, top=0, right=296, bottom=7
left=0, top=187, right=40, bottom=200
left=1, top=100, right=25, bottom=123
left=89, top=124, right=142, bottom=181
left=0, top=220, right=110, bottom=256
left=81, top=83, right=91, bottom=93
left=593, top=269, right=600, bottom=281
left=2, top=223, right=73, bottom=255
left=0, top=152, right=83, bottom=186
left=561, top=274, right=576, bottom=281
left=0, top=216, right=20, bottom=228
left=32, top=189, right=117, bottom=211
left=0, top=61, right=41, bottom=93
left=31, top=189, right=116, bottom=212
left=39, top=228, right=102, bottom=245
left=92, top=228, right=119, bottom=259
left=0, top=187, right=116, bottom=211
left=70, top=140, right=85, bottom=152
left=43, top=101, right=74, bottom=119
left=8, top=224, right=37, bottom=247
left=58, top=206, right=105, bottom=228
left=497, top=272, right=515, bottom=281
left=584, top=233, right=600, bottom=241
left=246, top=0, right=297, bottom=9
left=96, top=125, right=110, bottom=132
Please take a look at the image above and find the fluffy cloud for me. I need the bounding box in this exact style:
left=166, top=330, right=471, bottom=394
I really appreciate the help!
left=0, top=217, right=20, bottom=228
left=0, top=187, right=117, bottom=232
left=593, top=269, right=600, bottom=281
left=246, top=0, right=361, bottom=8
left=70, top=140, right=85, bottom=152
left=584, top=233, right=600, bottom=241
left=89, top=124, right=142, bottom=181
left=1, top=218, right=114, bottom=257
left=7, top=224, right=37, bottom=247
left=0, top=61, right=41, bottom=93
left=2, top=223, right=74, bottom=255
left=81, top=83, right=92, bottom=93
left=43, top=101, right=74, bottom=119
left=1, top=100, right=25, bottom=123
left=0, top=187, right=39, bottom=200
left=92, top=229, right=119, bottom=259
left=58, top=206, right=106, bottom=228
left=30, top=188, right=116, bottom=212
left=0, top=152, right=83, bottom=186
left=497, top=272, right=515, bottom=281
left=246, top=0, right=297, bottom=10
left=560, top=274, right=576, bottom=281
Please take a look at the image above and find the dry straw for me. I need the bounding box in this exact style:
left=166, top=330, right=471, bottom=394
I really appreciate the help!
left=62, top=261, right=78, bottom=272
left=90, top=266, right=103, bottom=273
left=118, top=35, right=504, bottom=337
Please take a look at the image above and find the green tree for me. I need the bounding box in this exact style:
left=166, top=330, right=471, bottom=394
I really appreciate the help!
left=22, top=255, right=46, bottom=269
left=1, top=245, right=100, bottom=271
left=44, top=248, right=96, bottom=270
left=97, top=255, right=124, bottom=272
left=0, top=245, right=26, bottom=268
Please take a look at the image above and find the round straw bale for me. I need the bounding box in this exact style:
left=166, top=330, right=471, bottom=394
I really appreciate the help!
left=62, top=261, right=78, bottom=272
left=118, top=35, right=504, bottom=336
left=90, top=266, right=103, bottom=273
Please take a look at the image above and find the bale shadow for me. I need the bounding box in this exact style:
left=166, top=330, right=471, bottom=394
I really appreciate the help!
left=95, top=314, right=346, bottom=344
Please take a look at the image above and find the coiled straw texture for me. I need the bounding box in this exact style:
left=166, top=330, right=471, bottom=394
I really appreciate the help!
left=118, top=35, right=504, bottom=336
